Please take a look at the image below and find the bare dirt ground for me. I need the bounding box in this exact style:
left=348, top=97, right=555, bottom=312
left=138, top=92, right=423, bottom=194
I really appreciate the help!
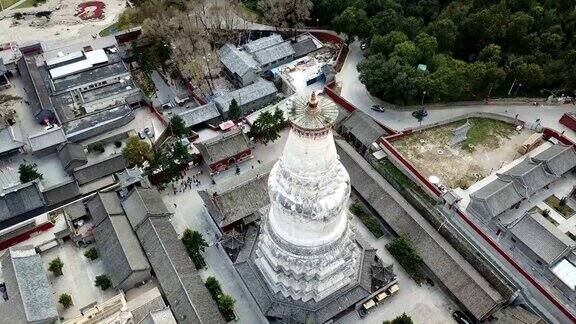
left=0, top=0, right=125, bottom=46
left=393, top=118, right=534, bottom=189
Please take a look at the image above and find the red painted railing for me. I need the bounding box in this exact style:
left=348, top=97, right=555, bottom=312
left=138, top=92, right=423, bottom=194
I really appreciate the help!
left=0, top=222, right=54, bottom=251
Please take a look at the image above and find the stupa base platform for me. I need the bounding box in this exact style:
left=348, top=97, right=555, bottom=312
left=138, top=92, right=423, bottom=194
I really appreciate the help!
left=234, top=225, right=393, bottom=324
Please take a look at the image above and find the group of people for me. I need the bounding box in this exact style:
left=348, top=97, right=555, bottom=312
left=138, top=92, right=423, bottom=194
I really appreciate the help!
left=172, top=173, right=202, bottom=195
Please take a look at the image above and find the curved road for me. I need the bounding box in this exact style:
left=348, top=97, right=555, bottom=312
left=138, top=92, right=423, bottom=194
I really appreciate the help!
left=336, top=41, right=576, bottom=141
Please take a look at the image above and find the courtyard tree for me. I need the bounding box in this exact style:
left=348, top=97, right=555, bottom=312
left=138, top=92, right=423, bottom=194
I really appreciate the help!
left=250, top=108, right=286, bottom=144
left=122, top=136, right=151, bottom=167
left=218, top=294, right=236, bottom=320
left=170, top=115, right=187, bottom=138
left=18, top=163, right=43, bottom=183
left=48, top=258, right=64, bottom=277
left=95, top=275, right=112, bottom=290
left=181, top=229, right=208, bottom=269
left=84, top=248, right=98, bottom=261
left=172, top=141, right=194, bottom=166
left=59, top=293, right=73, bottom=309
left=383, top=313, right=413, bottom=324
left=227, top=99, right=242, bottom=121
left=205, top=276, right=222, bottom=299
left=332, top=7, right=372, bottom=42
left=387, top=234, right=423, bottom=280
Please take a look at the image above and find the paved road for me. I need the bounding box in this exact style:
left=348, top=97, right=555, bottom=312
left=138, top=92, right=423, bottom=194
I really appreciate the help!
left=336, top=42, right=576, bottom=141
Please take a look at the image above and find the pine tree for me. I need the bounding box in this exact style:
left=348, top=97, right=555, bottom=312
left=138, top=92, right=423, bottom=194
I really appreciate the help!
left=228, top=99, right=242, bottom=121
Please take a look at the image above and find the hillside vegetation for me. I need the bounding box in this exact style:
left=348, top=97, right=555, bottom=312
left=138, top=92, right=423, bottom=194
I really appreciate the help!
left=312, top=0, right=576, bottom=104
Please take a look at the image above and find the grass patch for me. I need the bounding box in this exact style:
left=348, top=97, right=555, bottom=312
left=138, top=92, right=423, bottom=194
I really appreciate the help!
left=13, top=0, right=45, bottom=9
left=0, top=0, right=19, bottom=11
left=99, top=22, right=120, bottom=37
left=461, top=117, right=517, bottom=152
left=376, top=159, right=436, bottom=205
left=349, top=202, right=384, bottom=238
left=544, top=195, right=574, bottom=218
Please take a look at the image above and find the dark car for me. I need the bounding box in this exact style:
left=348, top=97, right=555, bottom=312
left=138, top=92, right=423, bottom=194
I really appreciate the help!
left=371, top=105, right=385, bottom=112
left=452, top=311, right=472, bottom=324
left=412, top=109, right=428, bottom=118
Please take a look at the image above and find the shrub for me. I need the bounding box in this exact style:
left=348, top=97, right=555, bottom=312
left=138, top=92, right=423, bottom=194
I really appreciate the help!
left=114, top=140, right=122, bottom=148
left=59, top=293, right=73, bottom=309
left=205, top=276, right=222, bottom=300
left=48, top=258, right=64, bottom=276
left=95, top=275, right=112, bottom=290
left=349, top=202, right=384, bottom=238
left=84, top=248, right=98, bottom=261
left=218, top=294, right=235, bottom=319
left=91, top=143, right=105, bottom=153
left=181, top=229, right=208, bottom=269
left=387, top=234, right=423, bottom=281
left=18, top=163, right=43, bottom=183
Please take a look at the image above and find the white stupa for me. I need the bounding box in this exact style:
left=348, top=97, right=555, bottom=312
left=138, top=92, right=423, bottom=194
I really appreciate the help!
left=254, top=92, right=362, bottom=302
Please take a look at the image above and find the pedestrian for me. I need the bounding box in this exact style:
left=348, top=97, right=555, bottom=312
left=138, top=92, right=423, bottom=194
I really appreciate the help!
left=257, top=160, right=261, bottom=164
left=173, top=203, right=177, bottom=208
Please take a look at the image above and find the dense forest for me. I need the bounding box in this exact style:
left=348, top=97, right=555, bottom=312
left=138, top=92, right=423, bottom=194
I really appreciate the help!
left=310, top=0, right=576, bottom=104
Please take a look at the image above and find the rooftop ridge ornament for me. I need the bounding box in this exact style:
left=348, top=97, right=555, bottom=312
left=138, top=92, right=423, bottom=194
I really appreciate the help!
left=307, top=91, right=319, bottom=115
left=289, top=91, right=339, bottom=137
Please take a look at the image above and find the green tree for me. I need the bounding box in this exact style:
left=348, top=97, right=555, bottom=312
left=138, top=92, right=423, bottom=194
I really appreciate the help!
left=122, top=136, right=151, bottom=167
left=332, top=7, right=372, bottom=42
left=84, top=248, right=98, bottom=261
left=218, top=294, right=236, bottom=318
left=95, top=275, right=112, bottom=290
left=227, top=98, right=242, bottom=121
left=478, top=44, right=502, bottom=63
left=172, top=141, right=194, bottom=165
left=370, top=31, right=408, bottom=56
left=146, top=148, right=169, bottom=173
left=169, top=115, right=187, bottom=138
left=205, top=276, right=222, bottom=300
left=250, top=109, right=285, bottom=144
left=59, top=293, right=73, bottom=309
left=391, top=41, right=422, bottom=65
left=383, top=312, right=413, bottom=324
left=387, top=234, right=423, bottom=280
left=48, top=258, right=64, bottom=276
left=18, top=163, right=43, bottom=183
left=427, top=18, right=458, bottom=51
left=415, top=33, right=438, bottom=62
left=181, top=229, right=208, bottom=269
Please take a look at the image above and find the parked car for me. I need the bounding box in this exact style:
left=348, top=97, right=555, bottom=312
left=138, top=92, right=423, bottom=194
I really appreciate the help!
left=138, top=130, right=146, bottom=140
left=371, top=105, right=385, bottom=112
left=144, top=127, right=154, bottom=138
left=452, top=311, right=472, bottom=324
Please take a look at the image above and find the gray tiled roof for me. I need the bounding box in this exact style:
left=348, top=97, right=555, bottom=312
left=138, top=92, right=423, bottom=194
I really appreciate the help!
left=219, top=44, right=260, bottom=78
left=336, top=139, right=503, bottom=320
left=64, top=200, right=88, bottom=220
left=73, top=154, right=126, bottom=185
left=42, top=179, right=81, bottom=206
left=532, top=144, right=576, bottom=176
left=0, top=246, right=58, bottom=323
left=0, top=181, right=45, bottom=223
left=202, top=162, right=273, bottom=228
left=135, top=217, right=225, bottom=324
left=57, top=142, right=87, bottom=171
left=509, top=211, right=575, bottom=265
left=87, top=191, right=125, bottom=227
left=0, top=125, right=25, bottom=154
left=94, top=214, right=151, bottom=288
left=195, top=128, right=250, bottom=164
left=292, top=37, right=320, bottom=58
left=467, top=178, right=525, bottom=219
left=213, top=79, right=277, bottom=112
left=28, top=127, right=67, bottom=152
left=252, top=41, right=295, bottom=66
left=339, top=111, right=388, bottom=146
left=498, top=158, right=557, bottom=196
left=139, top=308, right=177, bottom=324
left=131, top=293, right=167, bottom=324
left=177, top=102, right=221, bottom=128
left=122, top=187, right=171, bottom=230
left=243, top=34, right=284, bottom=53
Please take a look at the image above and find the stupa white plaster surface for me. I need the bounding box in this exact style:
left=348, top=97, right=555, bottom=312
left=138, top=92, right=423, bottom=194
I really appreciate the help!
left=254, top=92, right=361, bottom=302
